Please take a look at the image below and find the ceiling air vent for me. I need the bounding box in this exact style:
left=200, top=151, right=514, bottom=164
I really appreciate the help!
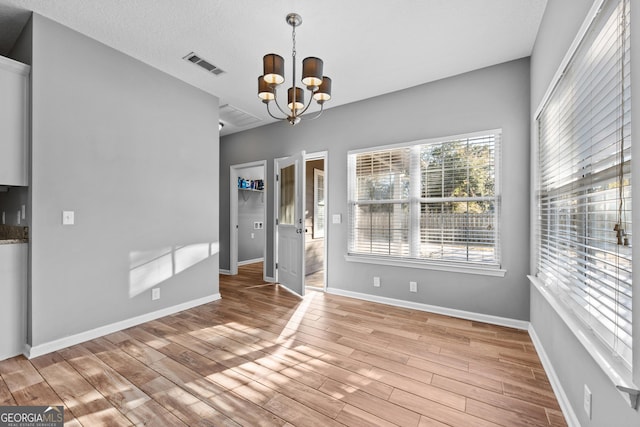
left=183, top=52, right=225, bottom=75
left=219, top=104, right=262, bottom=127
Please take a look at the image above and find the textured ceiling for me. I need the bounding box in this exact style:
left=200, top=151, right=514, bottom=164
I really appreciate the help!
left=0, top=1, right=548, bottom=135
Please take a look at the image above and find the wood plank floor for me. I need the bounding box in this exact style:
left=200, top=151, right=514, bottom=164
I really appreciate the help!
left=0, top=262, right=567, bottom=426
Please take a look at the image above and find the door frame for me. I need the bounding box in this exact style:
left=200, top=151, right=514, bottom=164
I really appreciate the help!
left=230, top=160, right=267, bottom=279
left=305, top=151, right=328, bottom=292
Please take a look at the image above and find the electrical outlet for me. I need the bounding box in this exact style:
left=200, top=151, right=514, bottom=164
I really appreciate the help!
left=152, top=288, right=160, bottom=301
left=373, top=277, right=380, bottom=287
left=584, top=384, right=592, bottom=419
left=410, top=281, right=417, bottom=292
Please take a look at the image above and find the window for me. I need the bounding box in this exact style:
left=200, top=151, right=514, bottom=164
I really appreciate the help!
left=536, top=0, right=632, bottom=369
left=313, top=169, right=325, bottom=238
left=348, top=131, right=501, bottom=268
left=279, top=164, right=295, bottom=225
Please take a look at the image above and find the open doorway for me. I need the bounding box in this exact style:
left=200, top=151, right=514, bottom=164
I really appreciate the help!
left=230, top=161, right=267, bottom=280
left=305, top=152, right=327, bottom=292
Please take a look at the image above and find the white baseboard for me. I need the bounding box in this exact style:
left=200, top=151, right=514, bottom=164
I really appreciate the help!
left=25, top=293, right=221, bottom=359
left=528, top=325, right=580, bottom=427
left=325, top=288, right=529, bottom=330
left=265, top=276, right=276, bottom=283
left=238, top=258, right=264, bottom=266
left=219, top=269, right=231, bottom=275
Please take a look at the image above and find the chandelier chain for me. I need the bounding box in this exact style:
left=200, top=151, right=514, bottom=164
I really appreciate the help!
left=292, top=24, right=297, bottom=59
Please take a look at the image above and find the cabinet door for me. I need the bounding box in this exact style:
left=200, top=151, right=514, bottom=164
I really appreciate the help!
left=0, top=56, right=30, bottom=186
left=0, top=243, right=27, bottom=360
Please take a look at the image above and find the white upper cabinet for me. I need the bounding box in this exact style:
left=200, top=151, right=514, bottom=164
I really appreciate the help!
left=0, top=56, right=29, bottom=186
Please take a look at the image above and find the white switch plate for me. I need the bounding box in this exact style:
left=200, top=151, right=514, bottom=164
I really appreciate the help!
left=152, top=288, right=160, bottom=301
left=21, top=205, right=25, bottom=219
left=62, top=211, right=75, bottom=225
left=583, top=384, right=592, bottom=419
left=332, top=214, right=342, bottom=224
left=251, top=233, right=255, bottom=239
left=410, top=281, right=418, bottom=292
left=373, top=277, right=380, bottom=287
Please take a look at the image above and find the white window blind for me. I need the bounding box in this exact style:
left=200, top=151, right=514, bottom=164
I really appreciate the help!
left=536, top=0, right=632, bottom=368
left=348, top=131, right=501, bottom=266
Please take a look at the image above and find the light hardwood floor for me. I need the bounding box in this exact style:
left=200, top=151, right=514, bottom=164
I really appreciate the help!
left=0, top=262, right=567, bottom=426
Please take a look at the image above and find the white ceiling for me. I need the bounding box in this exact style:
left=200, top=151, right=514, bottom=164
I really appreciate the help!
left=0, top=1, right=548, bottom=136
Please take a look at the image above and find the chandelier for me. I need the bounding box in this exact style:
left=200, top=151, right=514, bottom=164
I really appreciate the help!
left=257, top=13, right=332, bottom=125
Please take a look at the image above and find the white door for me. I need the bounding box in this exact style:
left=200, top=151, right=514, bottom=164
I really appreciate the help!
left=276, top=151, right=305, bottom=297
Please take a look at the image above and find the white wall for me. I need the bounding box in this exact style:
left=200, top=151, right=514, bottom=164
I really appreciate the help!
left=24, top=14, right=220, bottom=349
left=529, top=0, right=640, bottom=425
left=221, top=57, right=531, bottom=321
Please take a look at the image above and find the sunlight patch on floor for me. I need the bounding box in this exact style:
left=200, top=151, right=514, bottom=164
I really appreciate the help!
left=277, top=292, right=317, bottom=342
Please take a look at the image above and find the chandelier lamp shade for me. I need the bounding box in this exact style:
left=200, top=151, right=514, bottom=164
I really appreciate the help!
left=258, top=13, right=332, bottom=125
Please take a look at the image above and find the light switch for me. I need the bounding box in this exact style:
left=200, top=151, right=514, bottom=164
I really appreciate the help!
left=62, top=211, right=75, bottom=225
left=332, top=214, right=342, bottom=224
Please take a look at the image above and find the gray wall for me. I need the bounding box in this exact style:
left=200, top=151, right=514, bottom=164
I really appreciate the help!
left=26, top=14, right=219, bottom=348
left=8, top=17, right=32, bottom=66
left=221, top=57, right=531, bottom=320
left=529, top=0, right=640, bottom=426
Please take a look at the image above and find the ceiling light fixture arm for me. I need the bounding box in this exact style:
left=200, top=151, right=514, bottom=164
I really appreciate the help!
left=301, top=103, right=325, bottom=121
left=269, top=86, right=292, bottom=118
left=266, top=100, right=287, bottom=121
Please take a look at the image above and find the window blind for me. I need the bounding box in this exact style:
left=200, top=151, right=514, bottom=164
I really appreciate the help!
left=536, top=0, right=632, bottom=367
left=348, top=132, right=500, bottom=266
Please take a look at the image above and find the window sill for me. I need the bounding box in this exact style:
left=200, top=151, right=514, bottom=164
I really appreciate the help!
left=528, top=275, right=639, bottom=408
left=344, top=254, right=506, bottom=277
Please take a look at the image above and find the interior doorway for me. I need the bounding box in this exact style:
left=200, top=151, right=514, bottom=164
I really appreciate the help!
left=304, top=152, right=327, bottom=292
left=230, top=161, right=267, bottom=280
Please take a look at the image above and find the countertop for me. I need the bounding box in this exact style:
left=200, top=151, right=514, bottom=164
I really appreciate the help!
left=0, top=225, right=29, bottom=244
left=0, top=239, right=28, bottom=245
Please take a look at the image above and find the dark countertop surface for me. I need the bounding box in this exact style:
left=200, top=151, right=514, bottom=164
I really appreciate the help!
left=0, top=225, right=29, bottom=243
